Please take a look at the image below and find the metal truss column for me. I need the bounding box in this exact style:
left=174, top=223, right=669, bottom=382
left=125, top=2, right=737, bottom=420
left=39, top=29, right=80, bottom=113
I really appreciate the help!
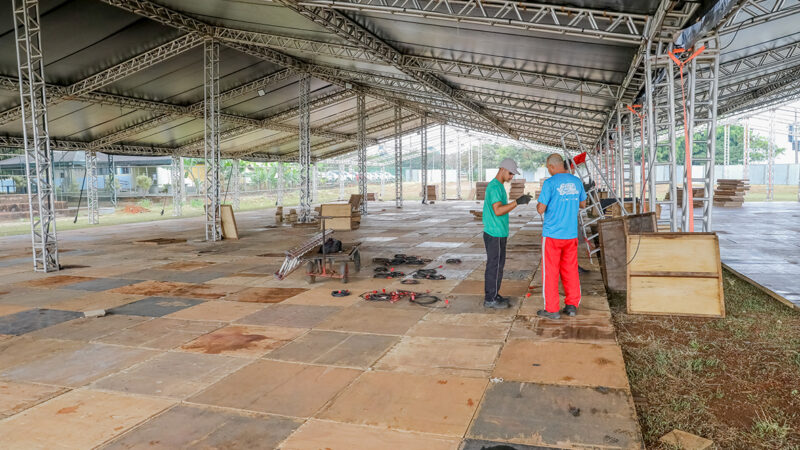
left=440, top=125, right=446, bottom=200
left=171, top=155, right=182, bottom=216
left=645, top=40, right=679, bottom=231
left=456, top=133, right=462, bottom=200
left=86, top=150, right=99, bottom=225
left=467, top=138, right=474, bottom=189
left=298, top=74, right=312, bottom=222
left=685, top=39, right=718, bottom=232
left=767, top=110, right=775, bottom=201
left=379, top=163, right=385, bottom=200
left=420, top=115, right=428, bottom=204
left=276, top=162, right=284, bottom=205
left=231, top=159, right=240, bottom=210
left=338, top=159, right=345, bottom=201
left=394, top=106, right=402, bottom=208
left=743, top=119, right=750, bottom=180
left=203, top=39, right=221, bottom=241
left=14, top=0, right=58, bottom=272
left=107, top=154, right=117, bottom=206
left=311, top=162, right=318, bottom=205
left=357, top=93, right=367, bottom=214
left=625, top=111, right=637, bottom=211
left=478, top=139, right=483, bottom=182
left=722, top=124, right=730, bottom=178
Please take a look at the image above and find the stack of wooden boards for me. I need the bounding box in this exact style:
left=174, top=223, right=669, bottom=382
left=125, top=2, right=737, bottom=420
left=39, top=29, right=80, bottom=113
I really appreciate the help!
left=508, top=179, right=526, bottom=199
left=475, top=182, right=489, bottom=200
left=672, top=187, right=705, bottom=207
left=469, top=210, right=482, bottom=220
left=320, top=202, right=360, bottom=231
left=426, top=185, right=438, bottom=201
left=714, top=179, right=749, bottom=207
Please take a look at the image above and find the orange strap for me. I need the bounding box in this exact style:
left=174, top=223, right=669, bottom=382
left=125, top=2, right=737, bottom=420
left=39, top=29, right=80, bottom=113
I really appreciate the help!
left=669, top=45, right=705, bottom=232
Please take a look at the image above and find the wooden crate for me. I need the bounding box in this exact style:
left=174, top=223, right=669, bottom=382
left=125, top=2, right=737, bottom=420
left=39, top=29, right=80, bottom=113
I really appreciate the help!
left=426, top=185, right=438, bottom=201
left=626, top=232, right=724, bottom=317
left=475, top=182, right=489, bottom=200
left=598, top=212, right=657, bottom=293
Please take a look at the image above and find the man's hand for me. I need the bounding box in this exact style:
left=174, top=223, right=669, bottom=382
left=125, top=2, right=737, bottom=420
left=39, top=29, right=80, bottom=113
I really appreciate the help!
left=515, top=194, right=532, bottom=205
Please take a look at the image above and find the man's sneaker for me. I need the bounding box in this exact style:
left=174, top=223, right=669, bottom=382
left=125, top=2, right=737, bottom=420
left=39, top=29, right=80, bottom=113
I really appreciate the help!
left=561, top=305, right=578, bottom=317
left=484, top=299, right=511, bottom=309
left=495, top=294, right=511, bottom=303
left=537, top=309, right=561, bottom=320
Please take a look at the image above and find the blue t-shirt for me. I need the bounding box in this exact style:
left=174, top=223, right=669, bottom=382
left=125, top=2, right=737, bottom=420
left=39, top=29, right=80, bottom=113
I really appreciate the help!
left=537, top=173, right=587, bottom=239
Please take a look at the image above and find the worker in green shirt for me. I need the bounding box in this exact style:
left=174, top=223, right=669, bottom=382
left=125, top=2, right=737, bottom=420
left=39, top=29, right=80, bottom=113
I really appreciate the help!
left=482, top=158, right=532, bottom=308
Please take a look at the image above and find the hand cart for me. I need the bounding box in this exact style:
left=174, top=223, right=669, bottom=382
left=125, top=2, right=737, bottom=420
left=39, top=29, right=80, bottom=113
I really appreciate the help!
left=305, top=216, right=361, bottom=283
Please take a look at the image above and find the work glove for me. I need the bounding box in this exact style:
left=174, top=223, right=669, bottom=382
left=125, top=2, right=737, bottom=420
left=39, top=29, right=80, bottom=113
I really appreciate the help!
left=515, top=194, right=532, bottom=205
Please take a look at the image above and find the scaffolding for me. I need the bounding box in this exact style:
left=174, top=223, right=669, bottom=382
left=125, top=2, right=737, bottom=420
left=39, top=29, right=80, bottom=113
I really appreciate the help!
left=13, top=0, right=59, bottom=272
left=394, top=106, right=402, bottom=208
left=456, top=133, right=462, bottom=200
left=171, top=154, right=182, bottom=216
left=203, top=39, right=221, bottom=241
left=277, top=162, right=284, bottom=206
left=298, top=74, right=312, bottom=222
left=357, top=93, right=367, bottom=214
left=231, top=158, right=240, bottom=210
left=440, top=124, right=446, bottom=200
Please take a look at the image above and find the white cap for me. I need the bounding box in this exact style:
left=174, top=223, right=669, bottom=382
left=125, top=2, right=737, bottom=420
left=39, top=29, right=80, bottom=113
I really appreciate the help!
left=499, top=158, right=520, bottom=175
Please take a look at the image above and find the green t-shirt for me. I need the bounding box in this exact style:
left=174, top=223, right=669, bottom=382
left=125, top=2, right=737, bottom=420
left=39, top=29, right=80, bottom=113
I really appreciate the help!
left=482, top=178, right=509, bottom=237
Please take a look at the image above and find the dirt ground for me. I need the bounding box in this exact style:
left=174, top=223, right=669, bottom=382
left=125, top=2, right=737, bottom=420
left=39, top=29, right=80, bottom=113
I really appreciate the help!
left=610, top=269, right=800, bottom=449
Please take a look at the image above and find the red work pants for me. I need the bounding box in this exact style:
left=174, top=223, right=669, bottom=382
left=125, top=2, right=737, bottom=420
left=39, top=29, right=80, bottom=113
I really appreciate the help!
left=541, top=237, right=581, bottom=313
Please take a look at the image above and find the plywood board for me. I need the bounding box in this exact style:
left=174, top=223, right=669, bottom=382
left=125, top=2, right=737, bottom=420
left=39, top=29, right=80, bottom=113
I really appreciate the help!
left=598, top=217, right=627, bottom=293
left=627, top=233, right=724, bottom=317
left=320, top=203, right=353, bottom=231
left=220, top=205, right=238, bottom=240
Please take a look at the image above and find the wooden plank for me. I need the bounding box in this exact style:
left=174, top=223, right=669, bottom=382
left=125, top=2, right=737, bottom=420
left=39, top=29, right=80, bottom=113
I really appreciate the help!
left=220, top=205, right=239, bottom=240
left=598, top=217, right=627, bottom=293
left=626, top=233, right=724, bottom=317
left=625, top=212, right=657, bottom=235
left=320, top=203, right=353, bottom=231
left=627, top=234, right=719, bottom=273
left=627, top=277, right=722, bottom=317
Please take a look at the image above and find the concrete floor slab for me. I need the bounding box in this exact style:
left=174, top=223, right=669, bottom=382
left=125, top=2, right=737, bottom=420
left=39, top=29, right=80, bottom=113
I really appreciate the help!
left=96, top=318, right=222, bottom=349
left=43, top=292, right=146, bottom=312
left=165, top=300, right=266, bottom=322
left=19, top=275, right=95, bottom=288
left=375, top=336, right=501, bottom=377
left=431, top=294, right=518, bottom=315
left=0, top=380, right=67, bottom=419
left=180, top=325, right=304, bottom=357
left=459, top=439, right=551, bottom=450
left=407, top=313, right=512, bottom=340
left=27, top=314, right=149, bottom=341
left=0, top=287, right=89, bottom=308
left=315, top=306, right=428, bottom=335
left=157, top=260, right=216, bottom=271
left=0, top=337, right=85, bottom=371
left=452, top=280, right=531, bottom=297
left=0, top=304, right=30, bottom=317
left=236, top=304, right=341, bottom=328
left=169, top=283, right=246, bottom=300
left=493, top=340, right=629, bottom=389
left=281, top=419, right=460, bottom=450
left=189, top=359, right=361, bottom=417
left=63, top=278, right=143, bottom=292
left=102, top=404, right=302, bottom=449
left=224, top=287, right=309, bottom=303
left=0, top=389, right=173, bottom=450
left=108, top=296, right=203, bottom=317
left=281, top=286, right=363, bottom=306
left=468, top=382, right=641, bottom=449
left=267, top=330, right=398, bottom=368
left=1, top=343, right=156, bottom=387
left=92, top=352, right=249, bottom=399
left=319, top=370, right=487, bottom=436
left=107, top=280, right=192, bottom=296
left=0, top=308, right=84, bottom=335
left=508, top=316, right=617, bottom=344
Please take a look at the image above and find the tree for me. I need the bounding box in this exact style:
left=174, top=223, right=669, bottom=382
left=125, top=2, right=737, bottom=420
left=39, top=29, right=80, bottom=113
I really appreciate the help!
left=636, top=125, right=784, bottom=164
left=135, top=174, right=152, bottom=193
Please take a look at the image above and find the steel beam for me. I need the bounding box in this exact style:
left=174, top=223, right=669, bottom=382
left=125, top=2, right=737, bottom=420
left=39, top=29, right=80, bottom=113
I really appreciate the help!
left=296, top=0, right=647, bottom=44
left=13, top=0, right=59, bottom=272
left=86, top=150, right=99, bottom=224
left=204, top=40, right=222, bottom=241
left=357, top=93, right=367, bottom=214
left=298, top=74, right=312, bottom=222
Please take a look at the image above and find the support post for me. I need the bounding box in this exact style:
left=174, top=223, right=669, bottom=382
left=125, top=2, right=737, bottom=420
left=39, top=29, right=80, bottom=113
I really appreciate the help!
left=357, top=93, right=367, bottom=214
left=108, top=154, right=117, bottom=206
left=420, top=115, right=428, bottom=203
left=312, top=162, right=318, bottom=205
left=379, top=163, right=385, bottom=200
left=394, top=106, right=402, bottom=208
left=231, top=159, right=240, bottom=210
left=456, top=133, right=462, bottom=199
left=767, top=110, right=775, bottom=201
left=171, top=155, right=182, bottom=216
left=276, top=162, right=284, bottom=205
left=338, top=159, right=345, bottom=201
left=203, top=39, right=221, bottom=241
left=298, top=74, right=312, bottom=222
left=86, top=150, right=98, bottom=224
left=14, top=0, right=58, bottom=271
left=478, top=139, right=483, bottom=182
left=440, top=125, right=446, bottom=200
left=743, top=119, right=750, bottom=180
left=467, top=138, right=473, bottom=188
left=723, top=124, right=730, bottom=178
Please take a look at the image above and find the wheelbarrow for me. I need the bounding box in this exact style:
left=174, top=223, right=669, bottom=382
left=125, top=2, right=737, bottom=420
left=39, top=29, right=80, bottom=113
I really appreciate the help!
left=306, top=241, right=361, bottom=283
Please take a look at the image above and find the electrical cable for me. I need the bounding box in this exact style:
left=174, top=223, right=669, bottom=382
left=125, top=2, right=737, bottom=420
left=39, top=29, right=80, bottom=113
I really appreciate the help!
left=412, top=268, right=446, bottom=280
left=359, top=289, right=446, bottom=308
left=445, top=258, right=462, bottom=264
left=331, top=290, right=350, bottom=297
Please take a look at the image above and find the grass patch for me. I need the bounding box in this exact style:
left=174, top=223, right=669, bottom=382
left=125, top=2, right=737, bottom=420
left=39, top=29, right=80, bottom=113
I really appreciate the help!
left=612, top=268, right=800, bottom=448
